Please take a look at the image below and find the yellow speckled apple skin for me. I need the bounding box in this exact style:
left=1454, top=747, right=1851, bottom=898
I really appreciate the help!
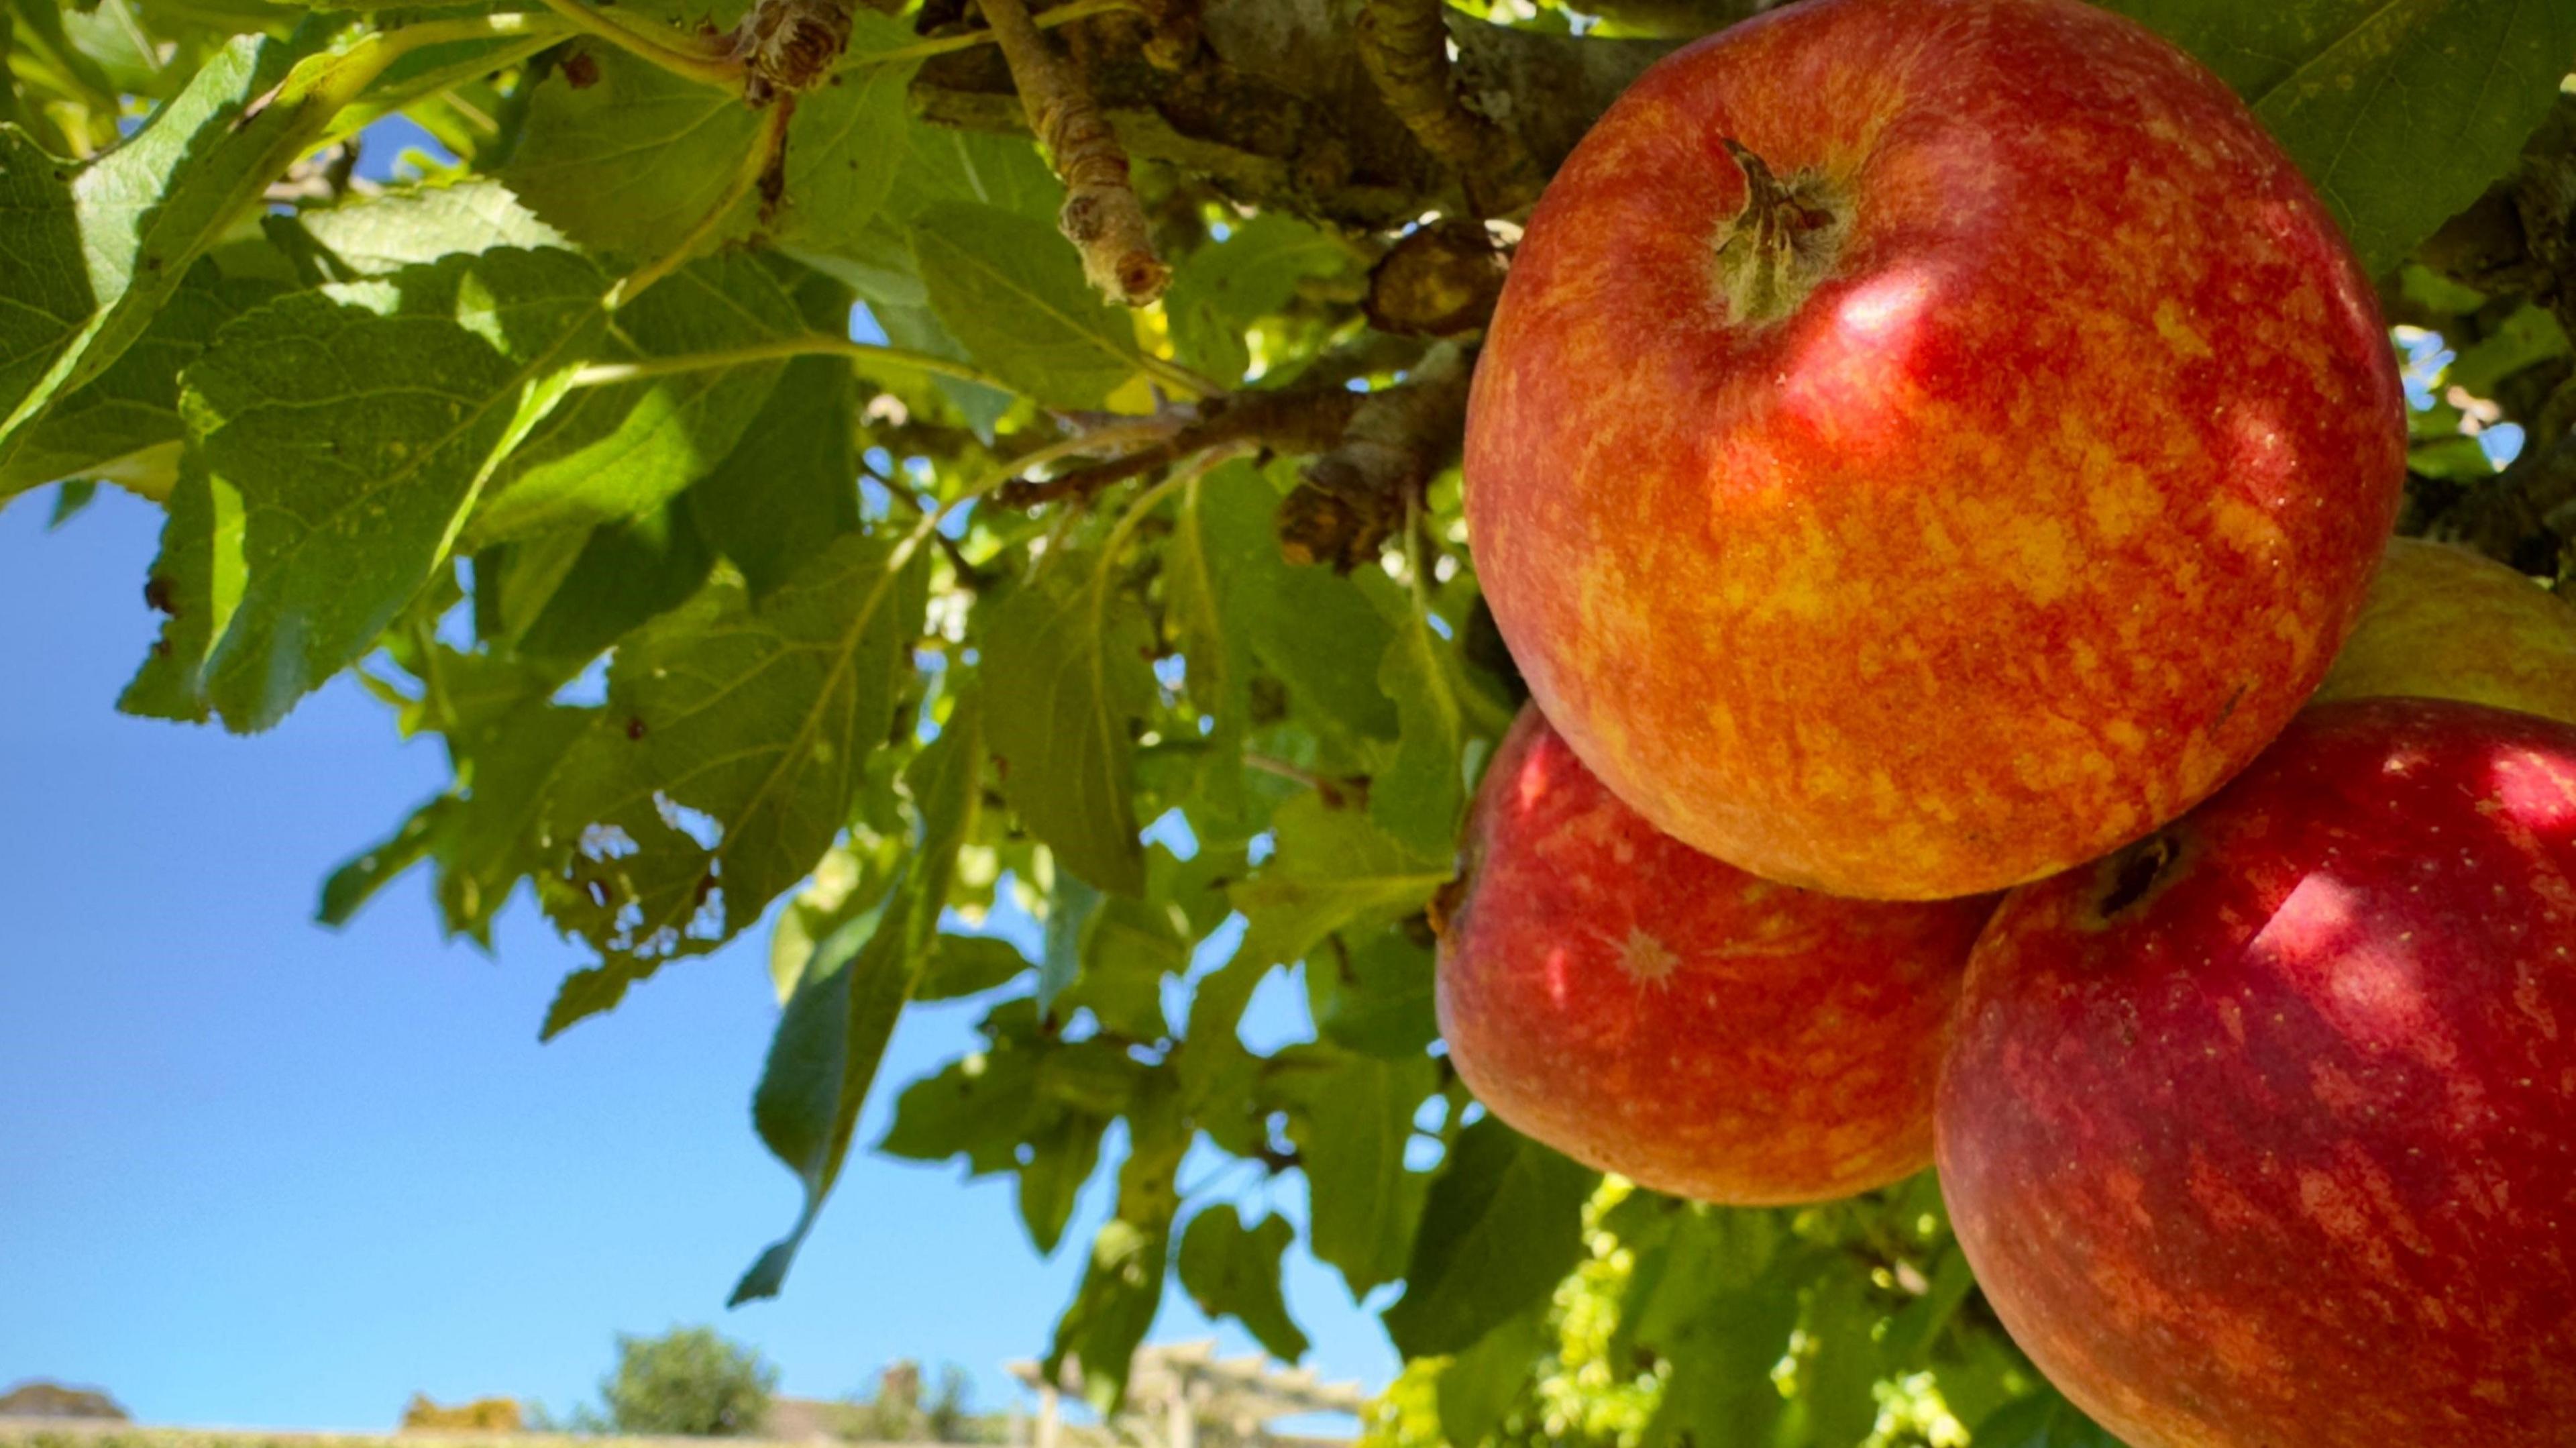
left=2314, top=536, right=2576, bottom=727
left=1464, top=0, right=2407, bottom=900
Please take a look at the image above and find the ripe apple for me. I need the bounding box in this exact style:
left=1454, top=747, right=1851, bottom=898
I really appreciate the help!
left=1464, top=0, right=2406, bottom=900
left=1938, top=698, right=2576, bottom=1448
left=1436, top=706, right=1994, bottom=1204
left=2315, top=535, right=2576, bottom=726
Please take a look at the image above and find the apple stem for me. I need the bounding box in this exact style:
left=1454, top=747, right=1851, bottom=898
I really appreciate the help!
left=1713, top=138, right=1847, bottom=328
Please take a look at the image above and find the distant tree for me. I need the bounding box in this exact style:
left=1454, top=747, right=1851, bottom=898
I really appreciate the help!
left=600, top=1327, right=777, bottom=1437
left=400, top=1394, right=525, bottom=1432
left=841, top=1361, right=985, bottom=1445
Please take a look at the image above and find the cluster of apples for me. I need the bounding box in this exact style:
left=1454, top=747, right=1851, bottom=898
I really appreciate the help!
left=1443, top=1, right=2576, bottom=1445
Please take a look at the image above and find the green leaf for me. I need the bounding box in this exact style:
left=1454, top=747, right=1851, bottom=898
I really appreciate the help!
left=918, top=933, right=1032, bottom=1001
left=773, top=16, right=917, bottom=252
left=472, top=253, right=804, bottom=543
left=1046, top=1079, right=1187, bottom=1412
left=1016, top=1108, right=1108, bottom=1256
left=765, top=841, right=898, bottom=1002
left=187, top=246, right=610, bottom=731
left=1246, top=562, right=1400, bottom=744
left=1035, top=1036, right=1148, bottom=1118
left=1801, top=1268, right=1888, bottom=1447
left=1370, top=536, right=1510, bottom=858
left=888, top=125, right=1063, bottom=227
left=2103, top=0, right=2576, bottom=275
left=1269, top=1043, right=1437, bottom=1298
left=0, top=32, right=350, bottom=476
left=0, top=262, right=284, bottom=499
left=984, top=558, right=1157, bottom=896
left=912, top=201, right=1138, bottom=408
left=437, top=700, right=597, bottom=942
left=537, top=529, right=928, bottom=1034
left=1230, top=795, right=1449, bottom=970
left=118, top=458, right=245, bottom=723
left=1307, top=926, right=1440, bottom=1059
left=684, top=263, right=863, bottom=597
left=1383, top=1117, right=1597, bottom=1359
left=294, top=177, right=570, bottom=276
left=500, top=42, right=763, bottom=262
left=1176, top=1206, right=1309, bottom=1363
left=1637, top=1249, right=1820, bottom=1448
left=1038, top=872, right=1101, bottom=1016
left=316, top=794, right=454, bottom=927
left=45, top=478, right=96, bottom=526
left=2446, top=302, right=2569, bottom=399
left=1163, top=460, right=1277, bottom=819
left=1165, top=215, right=1348, bottom=381
left=511, top=503, right=716, bottom=663
left=879, top=1043, right=1046, bottom=1167
left=871, top=297, right=1016, bottom=436
left=731, top=693, right=985, bottom=1304
left=1066, top=895, right=1187, bottom=1039
left=1177, top=953, right=1271, bottom=1157
left=1974, top=1391, right=2129, bottom=1448
left=1435, top=1306, right=1552, bottom=1448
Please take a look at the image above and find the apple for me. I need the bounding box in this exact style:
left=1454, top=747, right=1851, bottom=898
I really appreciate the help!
left=1436, top=706, right=1994, bottom=1204
left=1463, top=0, right=2407, bottom=900
left=2315, top=535, right=2576, bottom=726
left=1938, top=697, right=2576, bottom=1448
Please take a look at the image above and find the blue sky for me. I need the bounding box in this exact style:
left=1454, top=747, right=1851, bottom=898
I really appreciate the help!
left=0, top=489, right=1395, bottom=1428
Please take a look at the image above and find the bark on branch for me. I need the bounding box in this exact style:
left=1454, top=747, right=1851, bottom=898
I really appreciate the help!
left=976, top=0, right=1171, bottom=305
left=1281, top=343, right=1473, bottom=570
left=1355, top=0, right=1537, bottom=215
left=912, top=0, right=1677, bottom=229
left=994, top=384, right=1363, bottom=507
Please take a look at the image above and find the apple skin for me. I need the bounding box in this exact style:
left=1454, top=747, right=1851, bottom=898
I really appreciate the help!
left=1436, top=706, right=1995, bottom=1204
left=1937, top=698, right=2576, bottom=1448
left=2315, top=535, right=2576, bottom=726
left=1464, top=0, right=2406, bottom=900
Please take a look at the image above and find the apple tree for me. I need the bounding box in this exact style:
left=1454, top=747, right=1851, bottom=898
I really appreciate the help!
left=6, top=0, right=2573, bottom=1444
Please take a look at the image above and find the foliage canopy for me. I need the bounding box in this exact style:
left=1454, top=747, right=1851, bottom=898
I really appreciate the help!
left=8, top=0, right=2575, bottom=1443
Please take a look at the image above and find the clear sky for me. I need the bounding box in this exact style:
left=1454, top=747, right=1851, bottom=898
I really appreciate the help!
left=0, top=207, right=1398, bottom=1430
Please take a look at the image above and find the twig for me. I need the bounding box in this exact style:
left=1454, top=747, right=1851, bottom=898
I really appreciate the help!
left=877, top=461, right=989, bottom=588
left=994, top=384, right=1362, bottom=507
left=1354, top=0, right=1537, bottom=216
left=975, top=0, right=1170, bottom=305
left=1246, top=754, right=1364, bottom=809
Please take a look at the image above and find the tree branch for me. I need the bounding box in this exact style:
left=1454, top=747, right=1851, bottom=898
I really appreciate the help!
left=977, top=0, right=1171, bottom=305
left=1355, top=0, right=1536, bottom=215
left=911, top=0, right=1678, bottom=228
left=1280, top=342, right=1472, bottom=570
left=993, top=383, right=1362, bottom=507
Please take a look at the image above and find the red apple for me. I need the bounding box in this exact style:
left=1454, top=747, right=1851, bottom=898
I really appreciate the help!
left=1939, top=698, right=2576, bottom=1448
left=1436, top=706, right=1994, bottom=1204
left=1464, top=0, right=2406, bottom=900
